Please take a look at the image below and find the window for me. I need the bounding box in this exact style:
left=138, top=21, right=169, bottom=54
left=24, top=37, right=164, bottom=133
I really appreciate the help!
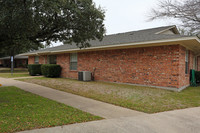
left=48, top=55, right=57, bottom=64
left=34, top=56, right=39, bottom=64
left=70, top=53, right=77, bottom=70
left=185, top=50, right=189, bottom=74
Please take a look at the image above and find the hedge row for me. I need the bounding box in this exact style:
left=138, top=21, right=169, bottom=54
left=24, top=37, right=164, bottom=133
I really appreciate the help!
left=28, top=64, right=62, bottom=77
left=41, top=64, right=62, bottom=78
left=28, top=64, right=42, bottom=76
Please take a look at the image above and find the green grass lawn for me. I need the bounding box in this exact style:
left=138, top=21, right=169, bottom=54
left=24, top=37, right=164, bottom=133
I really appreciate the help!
left=19, top=77, right=200, bottom=113
left=0, top=86, right=102, bottom=133
left=0, top=68, right=30, bottom=78
left=0, top=73, right=30, bottom=78
left=0, top=68, right=28, bottom=73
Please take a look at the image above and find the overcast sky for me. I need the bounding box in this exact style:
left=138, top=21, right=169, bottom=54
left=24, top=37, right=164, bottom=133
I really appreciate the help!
left=53, top=0, right=177, bottom=46
left=94, top=0, right=176, bottom=35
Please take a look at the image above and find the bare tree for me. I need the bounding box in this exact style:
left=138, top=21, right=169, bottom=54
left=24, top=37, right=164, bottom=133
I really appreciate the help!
left=149, top=0, right=200, bottom=35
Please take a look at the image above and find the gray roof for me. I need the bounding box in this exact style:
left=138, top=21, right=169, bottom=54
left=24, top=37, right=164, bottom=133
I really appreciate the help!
left=0, top=55, right=28, bottom=60
left=23, top=25, right=190, bottom=55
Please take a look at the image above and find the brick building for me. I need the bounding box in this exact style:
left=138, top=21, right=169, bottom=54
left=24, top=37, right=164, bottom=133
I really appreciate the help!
left=22, top=26, right=200, bottom=91
left=0, top=55, right=28, bottom=68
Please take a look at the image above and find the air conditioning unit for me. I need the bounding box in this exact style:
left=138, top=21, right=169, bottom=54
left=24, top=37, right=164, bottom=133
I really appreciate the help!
left=78, top=71, right=91, bottom=81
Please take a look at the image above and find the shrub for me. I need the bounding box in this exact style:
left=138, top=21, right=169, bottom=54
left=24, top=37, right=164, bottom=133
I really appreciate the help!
left=28, top=64, right=42, bottom=76
left=195, top=71, right=200, bottom=83
left=41, top=64, right=62, bottom=78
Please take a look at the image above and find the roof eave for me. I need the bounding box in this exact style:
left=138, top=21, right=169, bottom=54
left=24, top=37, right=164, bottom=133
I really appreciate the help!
left=155, top=25, right=180, bottom=34
left=20, top=51, right=51, bottom=56
left=22, top=36, right=200, bottom=56
left=51, top=36, right=200, bottom=54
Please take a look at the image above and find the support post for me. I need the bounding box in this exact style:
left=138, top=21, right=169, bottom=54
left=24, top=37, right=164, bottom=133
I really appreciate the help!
left=11, top=56, right=14, bottom=75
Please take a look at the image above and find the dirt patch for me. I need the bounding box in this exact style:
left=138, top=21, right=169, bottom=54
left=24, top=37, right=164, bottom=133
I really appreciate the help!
left=23, top=78, right=169, bottom=99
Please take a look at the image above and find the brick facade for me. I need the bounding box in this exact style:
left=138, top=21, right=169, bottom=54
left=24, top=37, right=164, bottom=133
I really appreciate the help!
left=28, top=44, right=197, bottom=89
left=198, top=56, right=200, bottom=71
left=28, top=56, right=48, bottom=64
left=178, top=46, right=194, bottom=88
left=1, top=59, right=27, bottom=68
left=57, top=54, right=78, bottom=79
left=28, top=56, right=34, bottom=64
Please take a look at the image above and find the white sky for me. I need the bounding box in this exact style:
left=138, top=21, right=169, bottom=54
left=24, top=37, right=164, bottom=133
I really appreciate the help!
left=94, top=0, right=176, bottom=35
left=53, top=0, right=177, bottom=47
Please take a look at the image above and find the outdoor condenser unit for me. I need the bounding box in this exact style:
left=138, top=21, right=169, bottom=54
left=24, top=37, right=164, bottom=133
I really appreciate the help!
left=78, top=71, right=91, bottom=81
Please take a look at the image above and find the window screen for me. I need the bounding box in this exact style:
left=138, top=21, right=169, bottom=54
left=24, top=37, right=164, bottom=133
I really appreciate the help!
left=70, top=53, right=77, bottom=70
left=34, top=56, right=39, bottom=64
left=49, top=55, right=57, bottom=64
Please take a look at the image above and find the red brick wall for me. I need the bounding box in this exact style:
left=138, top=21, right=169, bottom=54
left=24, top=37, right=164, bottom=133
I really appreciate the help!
left=189, top=51, right=195, bottom=70
left=39, top=55, right=48, bottom=64
left=77, top=45, right=185, bottom=88
left=178, top=47, right=195, bottom=88
left=198, top=56, right=200, bottom=71
left=28, top=56, right=48, bottom=64
left=57, top=53, right=78, bottom=79
left=1, top=59, right=27, bottom=68
left=15, top=59, right=27, bottom=68
left=28, top=56, right=35, bottom=64
left=28, top=44, right=196, bottom=89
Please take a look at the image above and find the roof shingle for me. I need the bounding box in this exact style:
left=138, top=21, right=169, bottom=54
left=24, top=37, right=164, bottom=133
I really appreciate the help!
left=23, top=25, right=190, bottom=55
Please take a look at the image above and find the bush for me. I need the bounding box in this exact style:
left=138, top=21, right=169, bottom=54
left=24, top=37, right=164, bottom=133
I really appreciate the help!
left=195, top=71, right=200, bottom=83
left=28, top=64, right=42, bottom=76
left=41, top=64, right=62, bottom=78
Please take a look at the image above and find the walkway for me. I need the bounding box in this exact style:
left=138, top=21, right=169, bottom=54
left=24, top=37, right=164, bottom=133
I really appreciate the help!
left=0, top=77, right=145, bottom=119
left=10, top=76, right=43, bottom=80
left=2, top=77, right=200, bottom=133
left=19, top=106, right=200, bottom=133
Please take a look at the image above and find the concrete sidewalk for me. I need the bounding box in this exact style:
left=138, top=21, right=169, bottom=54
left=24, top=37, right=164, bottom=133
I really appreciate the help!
left=0, top=77, right=145, bottom=119
left=10, top=76, right=43, bottom=80
left=1, top=77, right=200, bottom=133
left=18, top=107, right=200, bottom=133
